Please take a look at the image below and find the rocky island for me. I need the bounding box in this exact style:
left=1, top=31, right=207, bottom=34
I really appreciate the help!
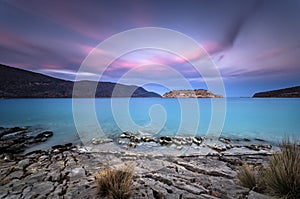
left=163, top=89, right=223, bottom=98
left=253, top=86, right=300, bottom=98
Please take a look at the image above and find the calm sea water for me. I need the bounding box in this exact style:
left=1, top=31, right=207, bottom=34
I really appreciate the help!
left=0, top=98, right=299, bottom=150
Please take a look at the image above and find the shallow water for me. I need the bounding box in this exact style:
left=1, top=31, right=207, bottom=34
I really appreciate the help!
left=0, top=98, right=299, bottom=150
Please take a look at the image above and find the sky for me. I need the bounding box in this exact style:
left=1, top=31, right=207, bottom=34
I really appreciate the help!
left=0, top=0, right=300, bottom=97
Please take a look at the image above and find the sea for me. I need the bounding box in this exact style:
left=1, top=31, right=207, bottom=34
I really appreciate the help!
left=0, top=98, right=299, bottom=150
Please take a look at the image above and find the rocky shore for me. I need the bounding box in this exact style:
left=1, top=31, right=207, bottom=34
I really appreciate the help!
left=0, top=127, right=277, bottom=199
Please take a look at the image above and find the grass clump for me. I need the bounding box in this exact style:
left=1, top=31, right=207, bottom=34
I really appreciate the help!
left=237, top=164, right=258, bottom=190
left=95, top=165, right=134, bottom=199
left=237, top=138, right=300, bottom=199
left=264, top=139, right=300, bottom=199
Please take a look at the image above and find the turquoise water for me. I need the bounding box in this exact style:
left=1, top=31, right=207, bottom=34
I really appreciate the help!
left=0, top=98, right=299, bottom=149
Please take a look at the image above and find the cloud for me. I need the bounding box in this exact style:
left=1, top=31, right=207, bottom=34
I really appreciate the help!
left=221, top=0, right=264, bottom=49
left=99, top=49, right=205, bottom=79
left=6, top=0, right=111, bottom=41
left=1, top=0, right=300, bottom=97
left=0, top=25, right=93, bottom=71
left=255, top=43, right=300, bottom=61
left=39, top=69, right=99, bottom=81
left=0, top=30, right=66, bottom=69
left=6, top=0, right=154, bottom=42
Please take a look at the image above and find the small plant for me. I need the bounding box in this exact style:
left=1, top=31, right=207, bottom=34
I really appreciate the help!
left=237, top=164, right=257, bottom=190
left=264, top=139, right=300, bottom=199
left=95, top=164, right=134, bottom=199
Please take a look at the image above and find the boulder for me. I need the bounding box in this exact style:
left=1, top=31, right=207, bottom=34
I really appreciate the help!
left=130, top=136, right=141, bottom=143
left=159, top=136, right=172, bottom=145
left=128, top=142, right=137, bottom=148
left=193, top=137, right=202, bottom=145
left=141, top=136, right=157, bottom=143
left=51, top=143, right=73, bottom=152
left=120, top=132, right=132, bottom=139
left=91, top=138, right=113, bottom=145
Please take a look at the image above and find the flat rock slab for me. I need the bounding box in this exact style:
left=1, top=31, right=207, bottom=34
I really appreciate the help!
left=0, top=147, right=274, bottom=199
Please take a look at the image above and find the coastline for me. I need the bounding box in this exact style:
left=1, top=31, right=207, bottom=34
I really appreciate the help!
left=0, top=127, right=278, bottom=199
left=1, top=146, right=275, bottom=199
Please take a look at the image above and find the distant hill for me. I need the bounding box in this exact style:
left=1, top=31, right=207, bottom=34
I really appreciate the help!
left=163, top=89, right=222, bottom=98
left=253, top=86, right=300, bottom=98
left=0, top=64, right=161, bottom=98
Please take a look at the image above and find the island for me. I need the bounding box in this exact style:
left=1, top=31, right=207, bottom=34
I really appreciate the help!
left=253, top=86, right=300, bottom=98
left=163, top=89, right=223, bottom=98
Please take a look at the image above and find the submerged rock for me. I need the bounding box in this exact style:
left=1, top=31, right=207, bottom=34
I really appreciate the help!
left=0, top=126, right=28, bottom=138
left=255, top=138, right=266, bottom=142
left=243, top=138, right=251, bottom=142
left=0, top=127, right=53, bottom=155
left=219, top=137, right=231, bottom=144
left=91, top=138, right=113, bottom=145
left=35, top=131, right=53, bottom=139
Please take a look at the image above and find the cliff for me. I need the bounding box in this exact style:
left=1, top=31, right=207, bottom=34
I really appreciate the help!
left=253, top=86, right=300, bottom=98
left=163, top=89, right=223, bottom=98
left=0, top=64, right=161, bottom=98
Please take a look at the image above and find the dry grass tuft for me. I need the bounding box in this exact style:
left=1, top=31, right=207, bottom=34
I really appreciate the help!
left=237, top=139, right=300, bottom=199
left=264, top=139, right=300, bottom=199
left=95, top=165, right=134, bottom=199
left=237, top=164, right=257, bottom=190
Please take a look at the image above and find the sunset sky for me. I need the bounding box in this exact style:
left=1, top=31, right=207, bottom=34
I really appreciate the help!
left=1, top=0, right=300, bottom=97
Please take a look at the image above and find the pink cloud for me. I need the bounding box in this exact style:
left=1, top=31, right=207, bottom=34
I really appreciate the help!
left=101, top=47, right=209, bottom=76
left=202, top=41, right=224, bottom=54
left=77, top=44, right=95, bottom=55
left=114, top=60, right=138, bottom=68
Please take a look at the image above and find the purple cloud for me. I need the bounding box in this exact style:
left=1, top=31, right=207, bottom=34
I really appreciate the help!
left=1, top=0, right=300, bottom=96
